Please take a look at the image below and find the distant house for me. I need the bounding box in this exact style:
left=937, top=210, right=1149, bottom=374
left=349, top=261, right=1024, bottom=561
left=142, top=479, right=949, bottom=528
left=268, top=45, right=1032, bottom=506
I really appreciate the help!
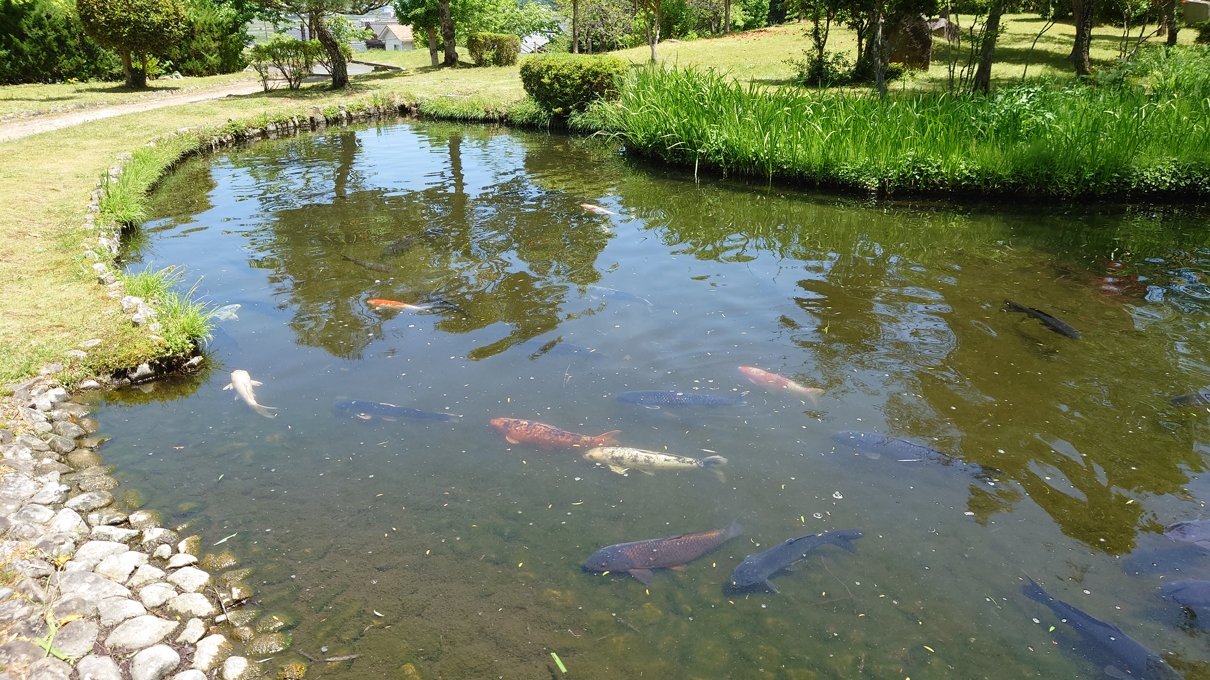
left=364, top=21, right=413, bottom=50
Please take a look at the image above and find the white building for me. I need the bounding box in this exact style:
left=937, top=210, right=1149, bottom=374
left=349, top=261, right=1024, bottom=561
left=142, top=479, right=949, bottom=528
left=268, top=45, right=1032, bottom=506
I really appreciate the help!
left=378, top=24, right=414, bottom=51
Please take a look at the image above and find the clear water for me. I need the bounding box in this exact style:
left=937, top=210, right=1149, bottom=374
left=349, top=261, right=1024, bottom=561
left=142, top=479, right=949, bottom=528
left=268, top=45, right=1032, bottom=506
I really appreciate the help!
left=91, top=121, right=1210, bottom=678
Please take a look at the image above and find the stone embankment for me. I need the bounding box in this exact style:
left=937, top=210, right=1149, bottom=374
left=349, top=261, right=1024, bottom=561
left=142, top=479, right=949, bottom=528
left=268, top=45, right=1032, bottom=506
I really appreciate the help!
left=0, top=372, right=277, bottom=680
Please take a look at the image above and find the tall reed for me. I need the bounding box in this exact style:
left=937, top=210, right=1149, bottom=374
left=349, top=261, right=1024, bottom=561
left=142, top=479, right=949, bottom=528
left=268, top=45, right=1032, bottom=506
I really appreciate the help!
left=598, top=64, right=1210, bottom=198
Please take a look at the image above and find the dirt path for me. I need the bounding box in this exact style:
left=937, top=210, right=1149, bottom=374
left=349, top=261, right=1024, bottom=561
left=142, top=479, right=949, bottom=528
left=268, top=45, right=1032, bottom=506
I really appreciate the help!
left=0, top=79, right=264, bottom=143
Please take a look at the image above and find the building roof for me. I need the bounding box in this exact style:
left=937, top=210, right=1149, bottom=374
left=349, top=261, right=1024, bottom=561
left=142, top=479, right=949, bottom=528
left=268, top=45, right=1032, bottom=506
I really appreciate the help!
left=378, top=24, right=413, bottom=42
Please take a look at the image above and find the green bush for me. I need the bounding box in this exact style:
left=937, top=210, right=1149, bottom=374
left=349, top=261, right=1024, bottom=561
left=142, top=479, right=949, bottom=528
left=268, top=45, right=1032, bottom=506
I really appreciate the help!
left=787, top=50, right=852, bottom=88
left=467, top=32, right=520, bottom=66
left=247, top=35, right=321, bottom=90
left=519, top=53, right=627, bottom=114
left=0, top=0, right=122, bottom=84
left=1195, top=20, right=1210, bottom=44
left=162, top=0, right=249, bottom=76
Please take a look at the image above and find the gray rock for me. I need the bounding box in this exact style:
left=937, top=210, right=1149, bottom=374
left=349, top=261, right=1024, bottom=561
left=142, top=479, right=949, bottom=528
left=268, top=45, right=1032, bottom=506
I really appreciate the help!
left=178, top=536, right=201, bottom=555
left=77, top=475, right=118, bottom=493
left=87, top=508, right=127, bottom=527
left=170, top=672, right=207, bottom=680
left=77, top=418, right=99, bottom=433
left=80, top=339, right=103, bottom=348
left=14, top=503, right=54, bottom=524
left=95, top=550, right=148, bottom=582
left=220, top=656, right=255, bottom=680
left=129, top=510, right=161, bottom=530
left=33, top=532, right=76, bottom=560
left=91, top=525, right=139, bottom=543
left=166, top=554, right=198, bottom=569
left=104, top=615, right=178, bottom=652
left=120, top=296, right=144, bottom=313
left=52, top=617, right=98, bottom=657
left=71, top=540, right=127, bottom=568
left=32, top=422, right=53, bottom=434
left=0, top=598, right=32, bottom=624
left=66, top=492, right=114, bottom=513
left=97, top=596, right=146, bottom=627
left=138, top=582, right=176, bottom=609
left=167, top=593, right=216, bottom=618
left=14, top=578, right=47, bottom=602
left=46, top=507, right=87, bottom=538
left=167, top=567, right=210, bottom=593
left=44, top=387, right=68, bottom=403
left=0, top=430, right=9, bottom=444
left=142, top=527, right=178, bottom=550
left=29, top=482, right=68, bottom=505
left=127, top=564, right=165, bottom=589
left=129, top=362, right=154, bottom=379
left=0, top=472, right=40, bottom=498
left=175, top=617, right=206, bottom=645
left=75, top=654, right=122, bottom=680
left=15, top=435, right=50, bottom=452
left=46, top=435, right=75, bottom=454
left=130, top=644, right=180, bottom=680
left=21, top=408, right=47, bottom=424
left=191, top=634, right=232, bottom=672
left=52, top=421, right=86, bottom=440
left=51, top=596, right=91, bottom=619
left=153, top=544, right=172, bottom=560
left=56, top=570, right=130, bottom=605
left=26, top=656, right=71, bottom=680
left=0, top=640, right=41, bottom=666
left=13, top=558, right=53, bottom=578
left=9, top=522, right=43, bottom=540
left=79, top=379, right=101, bottom=390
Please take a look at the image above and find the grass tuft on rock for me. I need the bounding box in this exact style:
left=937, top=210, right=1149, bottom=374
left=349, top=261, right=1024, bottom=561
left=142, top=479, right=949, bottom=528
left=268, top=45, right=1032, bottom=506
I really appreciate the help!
left=119, top=265, right=213, bottom=356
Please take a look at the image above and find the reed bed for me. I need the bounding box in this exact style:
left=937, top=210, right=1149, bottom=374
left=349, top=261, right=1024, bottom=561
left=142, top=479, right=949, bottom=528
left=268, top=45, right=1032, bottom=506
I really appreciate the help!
left=595, top=61, right=1210, bottom=198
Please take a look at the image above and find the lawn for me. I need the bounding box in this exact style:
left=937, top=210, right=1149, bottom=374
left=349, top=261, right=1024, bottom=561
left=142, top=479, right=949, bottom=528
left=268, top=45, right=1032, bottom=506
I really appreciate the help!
left=0, top=71, right=254, bottom=120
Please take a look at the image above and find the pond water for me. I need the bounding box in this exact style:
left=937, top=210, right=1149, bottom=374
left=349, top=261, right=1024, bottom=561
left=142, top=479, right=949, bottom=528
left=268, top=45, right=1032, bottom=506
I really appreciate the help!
left=91, top=121, right=1210, bottom=679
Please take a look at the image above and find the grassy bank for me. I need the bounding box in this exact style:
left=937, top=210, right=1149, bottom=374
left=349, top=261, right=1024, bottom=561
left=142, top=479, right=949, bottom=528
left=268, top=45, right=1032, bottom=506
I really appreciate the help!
left=0, top=72, right=253, bottom=119
left=589, top=51, right=1210, bottom=197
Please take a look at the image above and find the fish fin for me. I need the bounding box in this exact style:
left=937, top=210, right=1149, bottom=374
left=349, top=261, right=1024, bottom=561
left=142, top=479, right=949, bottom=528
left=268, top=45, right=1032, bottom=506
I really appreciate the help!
left=725, top=517, right=745, bottom=540
left=254, top=406, right=278, bottom=418
left=505, top=436, right=520, bottom=444
left=837, top=538, right=859, bottom=553
left=628, top=569, right=654, bottom=585
left=764, top=580, right=780, bottom=594
left=701, top=455, right=728, bottom=469
left=222, top=383, right=233, bottom=390
left=596, top=431, right=623, bottom=446
left=356, top=414, right=372, bottom=421
left=607, top=465, right=629, bottom=475
left=251, top=380, right=263, bottom=386
left=381, top=416, right=397, bottom=422
left=669, top=565, right=688, bottom=572
left=639, top=469, right=656, bottom=476
left=712, top=470, right=727, bottom=483
left=229, top=313, right=238, bottom=320
left=1194, top=540, right=1210, bottom=550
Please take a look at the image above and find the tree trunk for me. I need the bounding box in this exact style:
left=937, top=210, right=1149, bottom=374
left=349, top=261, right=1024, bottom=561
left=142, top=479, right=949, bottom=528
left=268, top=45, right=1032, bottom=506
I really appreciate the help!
left=439, top=0, right=458, bottom=66
left=973, top=1, right=1003, bottom=93
left=312, top=11, right=348, bottom=88
left=428, top=29, right=439, bottom=65
left=873, top=3, right=886, bottom=97
left=1071, top=0, right=1096, bottom=76
left=132, top=51, right=147, bottom=87
left=724, top=0, right=731, bottom=32
left=648, top=3, right=661, bottom=61
left=120, top=49, right=134, bottom=87
left=573, top=0, right=580, bottom=52
left=1164, top=0, right=1179, bottom=45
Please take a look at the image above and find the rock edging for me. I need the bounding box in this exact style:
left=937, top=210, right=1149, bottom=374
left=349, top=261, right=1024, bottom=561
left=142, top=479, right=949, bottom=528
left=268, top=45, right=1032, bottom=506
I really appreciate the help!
left=0, top=373, right=273, bottom=680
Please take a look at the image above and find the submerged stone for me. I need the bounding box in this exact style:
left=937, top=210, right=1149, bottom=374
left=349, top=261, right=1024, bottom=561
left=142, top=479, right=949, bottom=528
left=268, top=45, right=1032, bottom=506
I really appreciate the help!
left=201, top=551, right=239, bottom=571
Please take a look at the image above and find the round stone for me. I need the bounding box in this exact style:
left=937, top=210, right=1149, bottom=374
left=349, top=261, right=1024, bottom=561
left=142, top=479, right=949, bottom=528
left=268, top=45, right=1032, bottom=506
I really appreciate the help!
left=130, top=644, right=181, bottom=680
left=245, top=632, right=290, bottom=656
left=200, top=551, right=238, bottom=571
left=78, top=475, right=119, bottom=492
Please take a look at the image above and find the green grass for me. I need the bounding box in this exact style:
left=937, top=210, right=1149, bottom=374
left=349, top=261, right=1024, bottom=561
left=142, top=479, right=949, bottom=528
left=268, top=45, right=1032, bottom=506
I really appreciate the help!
left=0, top=72, right=253, bottom=119
left=118, top=265, right=213, bottom=356
left=597, top=58, right=1210, bottom=197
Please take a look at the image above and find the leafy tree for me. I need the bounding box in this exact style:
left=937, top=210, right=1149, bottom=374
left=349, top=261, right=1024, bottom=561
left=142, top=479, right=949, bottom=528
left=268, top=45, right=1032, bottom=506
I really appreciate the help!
left=394, top=0, right=442, bottom=64
left=251, top=0, right=388, bottom=86
left=1071, top=0, right=1096, bottom=75
left=0, top=0, right=122, bottom=83
left=77, top=0, right=188, bottom=87
left=163, top=0, right=253, bottom=76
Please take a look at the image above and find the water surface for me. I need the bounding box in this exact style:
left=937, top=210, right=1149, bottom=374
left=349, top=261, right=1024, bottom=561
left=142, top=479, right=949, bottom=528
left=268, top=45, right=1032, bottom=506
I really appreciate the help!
left=93, top=122, right=1210, bottom=678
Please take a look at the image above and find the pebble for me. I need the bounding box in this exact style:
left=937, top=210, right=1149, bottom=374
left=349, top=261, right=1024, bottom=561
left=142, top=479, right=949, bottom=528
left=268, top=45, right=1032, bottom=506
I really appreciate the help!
left=105, top=615, right=179, bottom=651
left=168, top=593, right=216, bottom=618
left=128, top=564, right=166, bottom=589
left=175, top=617, right=206, bottom=645
left=75, top=654, right=122, bottom=680
left=142, top=527, right=179, bottom=549
left=95, top=550, right=148, bottom=582
left=178, top=535, right=201, bottom=555
left=27, top=657, right=71, bottom=680
left=97, top=596, right=147, bottom=627
left=86, top=508, right=128, bottom=526
left=220, top=656, right=254, bottom=680
left=166, top=553, right=198, bottom=569
left=167, top=566, right=211, bottom=593
left=92, top=525, right=139, bottom=543
left=129, top=509, right=161, bottom=529
left=66, top=492, right=114, bottom=512
left=51, top=617, right=98, bottom=657
left=55, top=571, right=130, bottom=606
left=139, top=583, right=177, bottom=609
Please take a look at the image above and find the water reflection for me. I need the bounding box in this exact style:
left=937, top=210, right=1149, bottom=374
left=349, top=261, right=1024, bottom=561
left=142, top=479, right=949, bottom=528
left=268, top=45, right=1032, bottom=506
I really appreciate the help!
left=114, top=122, right=1210, bottom=678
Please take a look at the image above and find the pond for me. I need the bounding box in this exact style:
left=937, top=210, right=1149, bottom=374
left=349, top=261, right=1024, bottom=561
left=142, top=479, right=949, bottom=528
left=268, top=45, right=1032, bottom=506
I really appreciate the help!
left=93, top=121, right=1210, bottom=678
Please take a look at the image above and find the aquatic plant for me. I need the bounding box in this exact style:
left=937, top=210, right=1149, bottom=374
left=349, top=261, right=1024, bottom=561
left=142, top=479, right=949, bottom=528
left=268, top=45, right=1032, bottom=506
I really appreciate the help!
left=598, top=62, right=1210, bottom=198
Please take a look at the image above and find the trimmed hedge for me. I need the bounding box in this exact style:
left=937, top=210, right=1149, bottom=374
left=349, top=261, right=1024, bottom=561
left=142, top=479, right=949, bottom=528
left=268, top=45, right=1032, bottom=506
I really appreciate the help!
left=467, top=32, right=520, bottom=66
left=519, top=54, right=627, bottom=115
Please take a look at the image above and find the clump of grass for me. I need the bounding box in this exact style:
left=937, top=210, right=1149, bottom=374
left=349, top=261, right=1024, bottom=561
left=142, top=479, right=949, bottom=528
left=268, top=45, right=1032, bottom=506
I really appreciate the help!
left=99, top=135, right=197, bottom=227
left=118, top=265, right=213, bottom=355
left=417, top=95, right=515, bottom=122
left=603, top=60, right=1210, bottom=198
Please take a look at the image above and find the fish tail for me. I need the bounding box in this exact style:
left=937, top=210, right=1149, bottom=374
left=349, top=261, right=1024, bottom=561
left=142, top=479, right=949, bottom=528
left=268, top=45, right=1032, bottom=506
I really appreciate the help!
left=1021, top=575, right=1049, bottom=603
left=1004, top=299, right=1027, bottom=312
left=594, top=430, right=623, bottom=446
left=711, top=469, right=727, bottom=483
left=254, top=405, right=278, bottom=418
left=723, top=517, right=744, bottom=540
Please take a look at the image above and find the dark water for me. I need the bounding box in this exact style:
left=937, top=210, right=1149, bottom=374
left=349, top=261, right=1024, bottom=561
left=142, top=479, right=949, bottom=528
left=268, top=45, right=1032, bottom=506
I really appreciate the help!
left=92, top=121, right=1210, bottom=678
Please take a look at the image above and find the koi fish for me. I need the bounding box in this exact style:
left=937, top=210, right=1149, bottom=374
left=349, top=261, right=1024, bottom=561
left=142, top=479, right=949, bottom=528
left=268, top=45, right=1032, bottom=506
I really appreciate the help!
left=581, top=203, right=617, bottom=215
left=342, top=254, right=394, bottom=273
left=489, top=418, right=620, bottom=449
left=1004, top=299, right=1081, bottom=339
left=738, top=366, right=822, bottom=401
left=583, top=446, right=727, bottom=481
left=223, top=370, right=277, bottom=418
left=367, top=299, right=434, bottom=312
left=583, top=518, right=743, bottom=585
left=212, top=304, right=240, bottom=322
left=730, top=530, right=863, bottom=592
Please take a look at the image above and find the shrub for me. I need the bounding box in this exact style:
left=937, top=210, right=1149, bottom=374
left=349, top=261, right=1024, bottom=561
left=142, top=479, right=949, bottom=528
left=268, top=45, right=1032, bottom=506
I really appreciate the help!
left=468, top=32, right=520, bottom=66
left=787, top=50, right=852, bottom=88
left=162, top=0, right=249, bottom=76
left=519, top=53, right=627, bottom=114
left=1195, top=21, right=1210, bottom=44
left=247, top=35, right=321, bottom=90
left=0, top=0, right=122, bottom=83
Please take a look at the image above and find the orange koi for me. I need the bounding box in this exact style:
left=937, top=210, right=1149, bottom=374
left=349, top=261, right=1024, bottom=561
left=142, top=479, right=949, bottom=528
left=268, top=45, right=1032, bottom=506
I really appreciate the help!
left=489, top=418, right=620, bottom=449
left=367, top=299, right=433, bottom=312
left=738, top=366, right=822, bottom=401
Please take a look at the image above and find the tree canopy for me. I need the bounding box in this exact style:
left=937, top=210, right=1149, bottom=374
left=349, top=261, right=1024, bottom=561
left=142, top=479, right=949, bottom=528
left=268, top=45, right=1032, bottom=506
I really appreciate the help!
left=252, top=0, right=388, bottom=86
left=77, top=0, right=187, bottom=86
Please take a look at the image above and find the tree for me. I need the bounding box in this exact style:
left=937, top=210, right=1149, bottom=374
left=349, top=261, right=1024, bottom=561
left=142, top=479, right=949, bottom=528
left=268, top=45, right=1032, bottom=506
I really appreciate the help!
left=972, top=0, right=1005, bottom=92
left=77, top=0, right=187, bottom=87
left=252, top=0, right=388, bottom=87
left=1070, top=0, right=1096, bottom=76
left=394, top=0, right=441, bottom=64
left=636, top=0, right=662, bottom=60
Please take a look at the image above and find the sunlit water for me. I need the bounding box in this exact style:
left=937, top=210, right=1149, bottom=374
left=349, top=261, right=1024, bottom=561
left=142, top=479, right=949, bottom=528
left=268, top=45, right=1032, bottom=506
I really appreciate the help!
left=88, top=121, right=1210, bottom=678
